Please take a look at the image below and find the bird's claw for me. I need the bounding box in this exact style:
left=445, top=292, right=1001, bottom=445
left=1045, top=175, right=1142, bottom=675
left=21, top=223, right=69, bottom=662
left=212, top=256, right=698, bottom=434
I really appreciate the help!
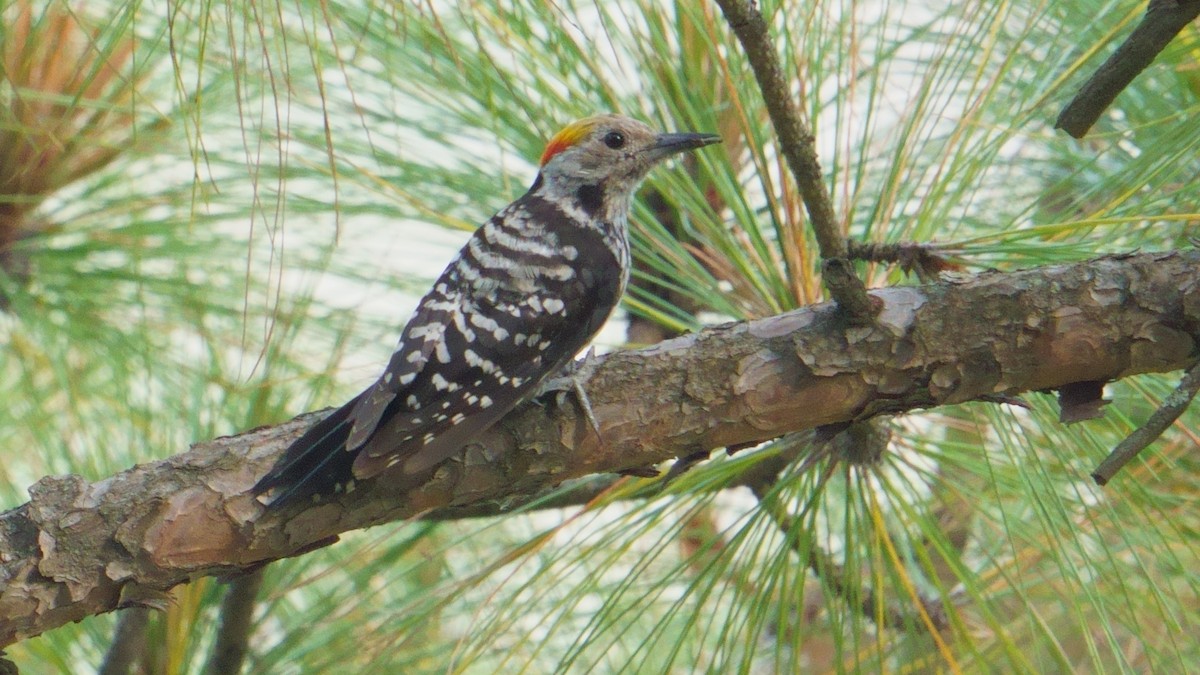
left=536, top=347, right=603, bottom=439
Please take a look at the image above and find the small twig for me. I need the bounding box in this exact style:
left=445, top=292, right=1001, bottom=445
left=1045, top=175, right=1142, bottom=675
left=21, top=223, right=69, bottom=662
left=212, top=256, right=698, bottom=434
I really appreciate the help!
left=1093, top=360, right=1200, bottom=485
left=1058, top=380, right=1110, bottom=423
left=714, top=0, right=874, bottom=323
left=1056, top=0, right=1200, bottom=138
left=845, top=240, right=964, bottom=283
left=204, top=571, right=265, bottom=675
left=826, top=420, right=890, bottom=465
left=98, top=608, right=150, bottom=675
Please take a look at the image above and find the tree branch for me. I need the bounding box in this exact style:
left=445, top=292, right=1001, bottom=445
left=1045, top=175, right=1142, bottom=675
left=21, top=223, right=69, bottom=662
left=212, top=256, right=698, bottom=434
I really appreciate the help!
left=713, top=0, right=875, bottom=321
left=204, top=570, right=264, bottom=675
left=1055, top=0, right=1200, bottom=138
left=1092, top=358, right=1200, bottom=485
left=98, top=608, right=149, bottom=675
left=2, top=250, right=1199, bottom=646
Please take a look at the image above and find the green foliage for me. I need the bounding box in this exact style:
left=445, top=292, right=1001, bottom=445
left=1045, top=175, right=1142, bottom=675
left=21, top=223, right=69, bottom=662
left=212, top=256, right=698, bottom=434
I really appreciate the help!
left=2, top=0, right=1198, bottom=672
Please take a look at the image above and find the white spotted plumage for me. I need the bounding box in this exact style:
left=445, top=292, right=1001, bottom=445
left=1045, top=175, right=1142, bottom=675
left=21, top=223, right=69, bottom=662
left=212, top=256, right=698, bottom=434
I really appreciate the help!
left=255, top=114, right=720, bottom=506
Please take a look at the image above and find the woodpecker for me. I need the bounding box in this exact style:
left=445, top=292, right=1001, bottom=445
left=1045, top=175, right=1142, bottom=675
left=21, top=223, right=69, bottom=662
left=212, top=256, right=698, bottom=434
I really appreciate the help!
left=255, top=114, right=721, bottom=506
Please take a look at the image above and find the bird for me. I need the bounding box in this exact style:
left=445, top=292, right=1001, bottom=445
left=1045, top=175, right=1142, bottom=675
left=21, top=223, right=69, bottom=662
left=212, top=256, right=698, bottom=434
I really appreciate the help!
left=254, top=114, right=721, bottom=507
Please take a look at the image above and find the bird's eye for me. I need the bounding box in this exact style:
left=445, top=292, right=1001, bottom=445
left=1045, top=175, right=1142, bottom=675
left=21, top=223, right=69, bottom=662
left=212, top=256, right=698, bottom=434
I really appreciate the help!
left=603, top=131, right=625, bottom=149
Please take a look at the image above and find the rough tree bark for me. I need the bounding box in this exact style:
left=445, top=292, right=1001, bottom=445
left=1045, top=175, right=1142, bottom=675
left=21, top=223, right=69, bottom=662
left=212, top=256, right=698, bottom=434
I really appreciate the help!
left=1, top=250, right=1198, bottom=646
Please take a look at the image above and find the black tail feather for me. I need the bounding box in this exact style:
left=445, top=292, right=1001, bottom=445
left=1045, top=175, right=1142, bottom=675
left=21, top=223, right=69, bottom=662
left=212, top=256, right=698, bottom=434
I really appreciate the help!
left=255, top=394, right=365, bottom=508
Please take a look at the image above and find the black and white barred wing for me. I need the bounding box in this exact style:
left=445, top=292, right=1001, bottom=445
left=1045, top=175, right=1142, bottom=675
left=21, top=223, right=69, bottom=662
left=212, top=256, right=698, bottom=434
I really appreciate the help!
left=351, top=216, right=624, bottom=479
left=353, top=268, right=621, bottom=478
left=342, top=285, right=453, bottom=452
left=253, top=269, right=459, bottom=504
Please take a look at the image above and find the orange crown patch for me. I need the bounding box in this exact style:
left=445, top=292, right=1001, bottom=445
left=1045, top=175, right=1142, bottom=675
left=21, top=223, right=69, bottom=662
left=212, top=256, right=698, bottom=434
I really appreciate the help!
left=539, top=118, right=600, bottom=166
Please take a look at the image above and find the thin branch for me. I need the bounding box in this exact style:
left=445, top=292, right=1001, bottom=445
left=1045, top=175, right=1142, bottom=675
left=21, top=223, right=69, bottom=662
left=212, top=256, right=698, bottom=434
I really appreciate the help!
left=1055, top=0, right=1200, bottom=138
left=1093, top=359, right=1200, bottom=485
left=1, top=250, right=1199, bottom=646
left=98, top=609, right=149, bottom=675
left=713, top=0, right=874, bottom=322
left=845, top=239, right=964, bottom=283
left=204, top=571, right=265, bottom=675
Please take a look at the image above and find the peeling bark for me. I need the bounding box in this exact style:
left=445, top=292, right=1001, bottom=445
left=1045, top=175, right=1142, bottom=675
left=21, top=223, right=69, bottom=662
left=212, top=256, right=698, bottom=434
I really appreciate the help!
left=1, top=250, right=1198, bottom=646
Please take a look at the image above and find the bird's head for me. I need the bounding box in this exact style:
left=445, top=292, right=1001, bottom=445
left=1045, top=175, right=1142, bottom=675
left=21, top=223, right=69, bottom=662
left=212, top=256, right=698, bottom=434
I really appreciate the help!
left=534, top=114, right=720, bottom=219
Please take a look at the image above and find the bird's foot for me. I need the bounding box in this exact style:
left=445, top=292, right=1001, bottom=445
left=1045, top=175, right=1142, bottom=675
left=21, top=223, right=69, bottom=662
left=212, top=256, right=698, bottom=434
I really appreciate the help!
left=536, top=347, right=603, bottom=439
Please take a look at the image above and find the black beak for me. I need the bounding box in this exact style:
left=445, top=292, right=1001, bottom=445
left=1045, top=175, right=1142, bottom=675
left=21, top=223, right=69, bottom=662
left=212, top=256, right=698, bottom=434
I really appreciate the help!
left=645, top=131, right=722, bottom=161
